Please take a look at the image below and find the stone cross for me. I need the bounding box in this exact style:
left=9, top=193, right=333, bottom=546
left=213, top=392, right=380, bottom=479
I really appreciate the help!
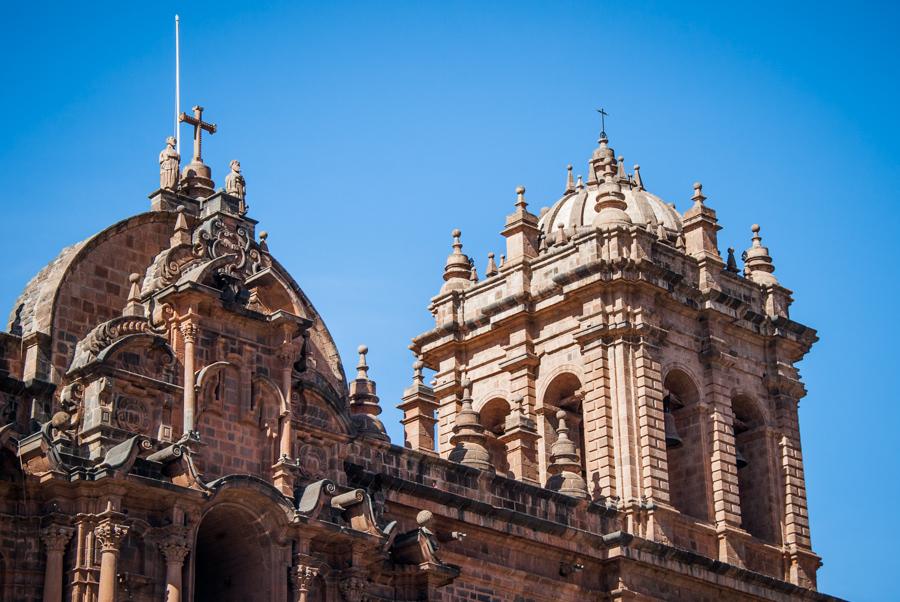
left=178, top=105, right=217, bottom=163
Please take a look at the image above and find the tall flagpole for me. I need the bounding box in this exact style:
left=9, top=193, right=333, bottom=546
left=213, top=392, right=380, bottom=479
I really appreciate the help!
left=175, top=14, right=181, bottom=154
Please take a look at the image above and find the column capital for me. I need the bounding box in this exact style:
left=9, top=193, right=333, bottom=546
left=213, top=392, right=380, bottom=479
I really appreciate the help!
left=338, top=568, right=368, bottom=602
left=290, top=563, right=319, bottom=593
left=95, top=520, right=129, bottom=553
left=159, top=535, right=191, bottom=564
left=41, top=524, right=74, bottom=553
left=178, top=320, right=199, bottom=343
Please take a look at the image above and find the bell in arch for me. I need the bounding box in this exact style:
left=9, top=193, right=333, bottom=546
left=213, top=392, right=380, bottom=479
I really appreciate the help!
left=663, top=395, right=683, bottom=449
left=735, top=446, right=749, bottom=469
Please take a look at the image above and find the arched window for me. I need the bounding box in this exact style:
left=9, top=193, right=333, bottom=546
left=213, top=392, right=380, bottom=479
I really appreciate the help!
left=663, top=370, right=709, bottom=521
left=732, top=395, right=777, bottom=542
left=542, top=374, right=586, bottom=479
left=479, top=398, right=511, bottom=477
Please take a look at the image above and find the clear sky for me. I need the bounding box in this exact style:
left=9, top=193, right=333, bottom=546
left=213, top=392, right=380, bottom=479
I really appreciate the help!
left=2, top=2, right=897, bottom=598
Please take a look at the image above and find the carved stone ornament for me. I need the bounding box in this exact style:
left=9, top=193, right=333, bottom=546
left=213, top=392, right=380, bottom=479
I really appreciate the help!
left=159, top=136, right=181, bottom=191
left=225, top=159, right=246, bottom=202
left=94, top=521, right=129, bottom=552
left=41, top=524, right=74, bottom=552
left=159, top=535, right=191, bottom=564
left=69, top=316, right=168, bottom=372
left=197, top=218, right=270, bottom=283
left=338, top=571, right=368, bottom=602
left=115, top=397, right=151, bottom=434
left=291, top=564, right=319, bottom=594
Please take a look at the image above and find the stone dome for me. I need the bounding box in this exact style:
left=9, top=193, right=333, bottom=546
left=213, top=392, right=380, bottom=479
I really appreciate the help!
left=537, top=137, right=683, bottom=240
left=539, top=185, right=682, bottom=237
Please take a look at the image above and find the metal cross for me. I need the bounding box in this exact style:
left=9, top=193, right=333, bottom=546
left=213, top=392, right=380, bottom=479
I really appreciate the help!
left=179, top=105, right=217, bottom=163
left=596, top=107, right=609, bottom=138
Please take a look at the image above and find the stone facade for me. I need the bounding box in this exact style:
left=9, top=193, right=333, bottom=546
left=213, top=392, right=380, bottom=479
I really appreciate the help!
left=0, top=116, right=839, bottom=601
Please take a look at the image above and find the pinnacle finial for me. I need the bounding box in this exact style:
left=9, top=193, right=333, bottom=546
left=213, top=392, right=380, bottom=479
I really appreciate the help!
left=556, top=409, right=569, bottom=433
left=633, top=164, right=643, bottom=190
left=485, top=252, right=498, bottom=277
left=469, top=264, right=479, bottom=283
left=515, top=186, right=527, bottom=211
left=692, top=181, right=706, bottom=206
left=743, top=223, right=778, bottom=285
left=170, top=205, right=191, bottom=246
left=555, top=222, right=568, bottom=246
left=616, top=156, right=626, bottom=180
left=412, top=360, right=424, bottom=385
left=123, top=273, right=144, bottom=317
left=259, top=230, right=269, bottom=252
left=576, top=174, right=584, bottom=189
left=356, top=344, right=369, bottom=380
left=565, top=165, right=575, bottom=193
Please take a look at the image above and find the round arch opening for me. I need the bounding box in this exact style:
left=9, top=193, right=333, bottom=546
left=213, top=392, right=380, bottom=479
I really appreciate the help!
left=194, top=503, right=274, bottom=602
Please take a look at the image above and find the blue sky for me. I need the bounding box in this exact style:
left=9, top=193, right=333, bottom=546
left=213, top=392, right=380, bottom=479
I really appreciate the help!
left=2, top=2, right=897, bottom=598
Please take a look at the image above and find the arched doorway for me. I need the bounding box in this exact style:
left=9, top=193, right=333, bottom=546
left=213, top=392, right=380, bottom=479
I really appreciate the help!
left=194, top=504, right=273, bottom=602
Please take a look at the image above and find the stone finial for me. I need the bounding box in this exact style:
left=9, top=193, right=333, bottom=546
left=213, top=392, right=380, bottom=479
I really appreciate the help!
left=412, top=360, right=425, bottom=385
left=656, top=223, right=667, bottom=241
left=441, top=228, right=472, bottom=292
left=555, top=223, right=568, bottom=246
left=355, top=344, right=369, bottom=380
left=448, top=377, right=493, bottom=472
left=675, top=233, right=686, bottom=251
left=122, top=273, right=144, bottom=317
left=259, top=230, right=269, bottom=253
left=499, top=254, right=506, bottom=268
left=170, top=206, right=191, bottom=247
left=349, top=344, right=388, bottom=440
left=485, top=253, right=498, bottom=277
left=159, top=136, right=181, bottom=191
left=565, top=165, right=575, bottom=193
left=592, top=178, right=631, bottom=227
left=538, top=232, right=548, bottom=253
left=545, top=410, right=589, bottom=498
left=514, top=185, right=528, bottom=212
left=743, top=224, right=778, bottom=285
left=576, top=174, right=584, bottom=189
left=691, top=181, right=706, bottom=207
left=633, top=164, right=643, bottom=190
left=616, top=156, right=627, bottom=180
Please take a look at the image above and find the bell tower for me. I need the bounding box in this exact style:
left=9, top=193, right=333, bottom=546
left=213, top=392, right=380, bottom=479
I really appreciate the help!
left=407, top=126, right=821, bottom=588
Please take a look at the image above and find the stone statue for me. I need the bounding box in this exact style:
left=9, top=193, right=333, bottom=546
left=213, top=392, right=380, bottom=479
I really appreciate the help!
left=159, top=136, right=180, bottom=191
left=225, top=160, right=246, bottom=201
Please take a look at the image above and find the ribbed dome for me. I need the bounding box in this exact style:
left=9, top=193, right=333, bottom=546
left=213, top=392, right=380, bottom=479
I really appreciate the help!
left=537, top=136, right=683, bottom=241
left=538, top=185, right=682, bottom=237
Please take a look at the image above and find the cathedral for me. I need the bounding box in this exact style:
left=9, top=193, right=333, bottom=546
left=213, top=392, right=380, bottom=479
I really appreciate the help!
left=0, top=105, right=839, bottom=601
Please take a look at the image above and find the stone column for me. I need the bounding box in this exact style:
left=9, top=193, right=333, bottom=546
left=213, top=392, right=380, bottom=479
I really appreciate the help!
left=179, top=320, right=199, bottom=435
left=290, top=564, right=319, bottom=602
left=41, top=524, right=74, bottom=602
left=159, top=536, right=191, bottom=602
left=94, top=517, right=129, bottom=602
left=278, top=338, right=296, bottom=459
